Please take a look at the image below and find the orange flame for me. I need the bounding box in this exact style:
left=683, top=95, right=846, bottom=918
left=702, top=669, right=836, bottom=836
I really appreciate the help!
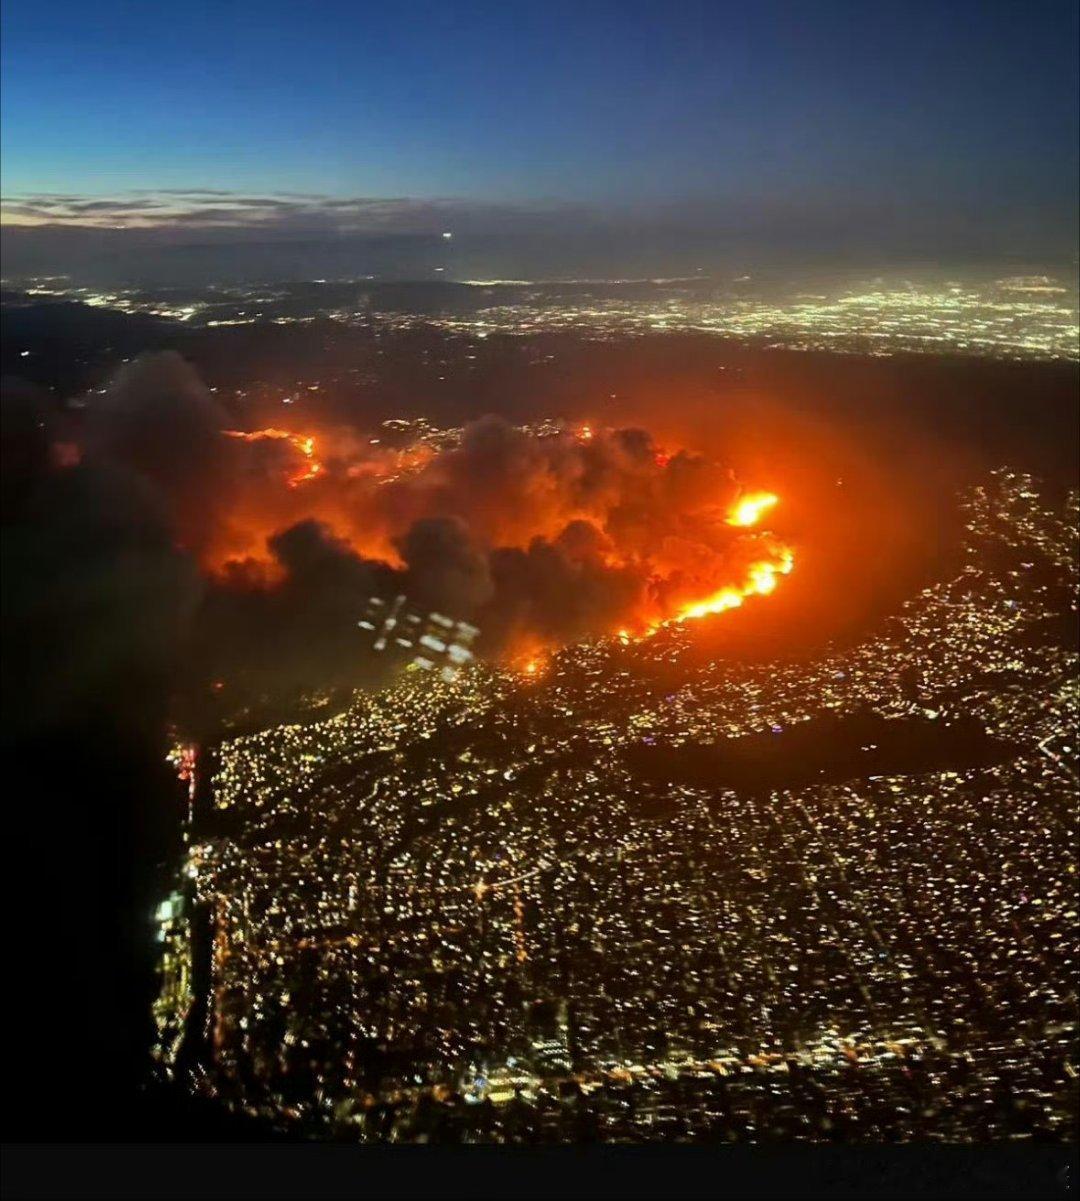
left=650, top=498, right=793, bottom=631
left=512, top=644, right=548, bottom=676
left=727, top=491, right=778, bottom=527
left=214, top=420, right=794, bottom=653
left=671, top=546, right=794, bottom=624
left=223, top=428, right=322, bottom=488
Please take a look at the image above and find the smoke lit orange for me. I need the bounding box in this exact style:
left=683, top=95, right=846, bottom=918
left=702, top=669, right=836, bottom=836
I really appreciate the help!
left=223, top=428, right=322, bottom=487
left=206, top=416, right=794, bottom=657
left=669, top=545, right=794, bottom=625
left=649, top=500, right=794, bottom=631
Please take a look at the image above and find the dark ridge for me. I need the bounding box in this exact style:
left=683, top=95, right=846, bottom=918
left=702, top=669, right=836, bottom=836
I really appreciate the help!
left=623, top=709, right=1021, bottom=794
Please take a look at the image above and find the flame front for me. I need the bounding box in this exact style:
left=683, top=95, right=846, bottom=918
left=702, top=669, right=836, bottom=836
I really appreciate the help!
left=670, top=544, right=794, bottom=625
left=223, top=428, right=322, bottom=488
left=652, top=497, right=794, bottom=631
left=210, top=418, right=794, bottom=656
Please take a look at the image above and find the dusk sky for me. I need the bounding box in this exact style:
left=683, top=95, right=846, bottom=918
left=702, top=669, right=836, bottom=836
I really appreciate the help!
left=1, top=0, right=1077, bottom=270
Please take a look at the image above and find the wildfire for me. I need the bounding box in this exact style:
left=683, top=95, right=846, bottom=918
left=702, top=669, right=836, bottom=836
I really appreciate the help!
left=727, top=491, right=778, bottom=527
left=211, top=415, right=794, bottom=657
left=223, top=428, right=322, bottom=487
left=654, top=498, right=794, bottom=630
left=513, top=646, right=549, bottom=677
left=671, top=546, right=794, bottom=624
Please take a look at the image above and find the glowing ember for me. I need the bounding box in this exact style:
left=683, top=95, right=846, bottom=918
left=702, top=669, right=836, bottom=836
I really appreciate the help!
left=727, top=491, right=778, bottom=527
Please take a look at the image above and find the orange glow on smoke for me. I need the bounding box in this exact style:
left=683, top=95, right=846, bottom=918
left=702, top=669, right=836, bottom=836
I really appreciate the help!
left=223, top=428, right=322, bottom=488
left=512, top=642, right=549, bottom=676
left=208, top=419, right=794, bottom=653
left=651, top=501, right=794, bottom=631
left=727, top=490, right=778, bottom=527
left=669, top=545, right=794, bottom=625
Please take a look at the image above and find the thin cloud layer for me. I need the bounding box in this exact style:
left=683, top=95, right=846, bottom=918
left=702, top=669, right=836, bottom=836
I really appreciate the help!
left=0, top=189, right=587, bottom=235
left=3, top=188, right=1074, bottom=283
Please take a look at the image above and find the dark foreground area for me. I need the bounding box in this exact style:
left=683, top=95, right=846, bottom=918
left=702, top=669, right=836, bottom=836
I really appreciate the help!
left=624, top=709, right=1020, bottom=794
left=3, top=1143, right=1077, bottom=1201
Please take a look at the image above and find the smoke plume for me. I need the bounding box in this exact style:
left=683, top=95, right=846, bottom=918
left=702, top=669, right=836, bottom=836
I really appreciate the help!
left=18, top=352, right=793, bottom=718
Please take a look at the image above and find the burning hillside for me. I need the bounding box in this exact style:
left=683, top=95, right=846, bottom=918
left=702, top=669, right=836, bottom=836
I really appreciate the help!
left=48, top=352, right=795, bottom=708
left=207, top=414, right=795, bottom=653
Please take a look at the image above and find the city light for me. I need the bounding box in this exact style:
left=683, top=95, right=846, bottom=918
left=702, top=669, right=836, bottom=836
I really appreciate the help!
left=150, top=470, right=1078, bottom=1143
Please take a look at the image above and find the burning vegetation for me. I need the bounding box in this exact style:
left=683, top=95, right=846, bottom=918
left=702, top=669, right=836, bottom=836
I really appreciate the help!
left=205, top=410, right=795, bottom=654
left=41, top=352, right=796, bottom=712
left=222, top=428, right=322, bottom=487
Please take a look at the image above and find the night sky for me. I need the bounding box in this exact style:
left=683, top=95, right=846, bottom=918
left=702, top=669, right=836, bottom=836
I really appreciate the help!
left=1, top=0, right=1077, bottom=269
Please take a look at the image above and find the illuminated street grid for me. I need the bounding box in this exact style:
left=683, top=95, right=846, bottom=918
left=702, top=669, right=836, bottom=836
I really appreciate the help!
left=8, top=275, right=1079, bottom=361
left=392, top=281, right=1080, bottom=361
left=155, top=471, right=1078, bottom=1141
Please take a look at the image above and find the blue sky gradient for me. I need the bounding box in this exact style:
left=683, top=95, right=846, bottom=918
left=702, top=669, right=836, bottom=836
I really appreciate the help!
left=1, top=0, right=1076, bottom=272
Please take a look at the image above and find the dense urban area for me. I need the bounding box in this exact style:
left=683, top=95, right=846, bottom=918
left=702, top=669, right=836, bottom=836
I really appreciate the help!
left=153, top=469, right=1078, bottom=1142
left=4, top=272, right=1078, bottom=361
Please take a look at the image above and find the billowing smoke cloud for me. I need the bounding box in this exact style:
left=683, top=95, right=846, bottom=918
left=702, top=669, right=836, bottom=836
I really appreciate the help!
left=2, top=365, right=202, bottom=742
left=2, top=367, right=212, bottom=1135
left=19, top=351, right=791, bottom=725
left=179, top=520, right=398, bottom=727
left=85, top=351, right=234, bottom=556
left=486, top=525, right=645, bottom=650
left=397, top=516, right=494, bottom=614
left=200, top=410, right=781, bottom=640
